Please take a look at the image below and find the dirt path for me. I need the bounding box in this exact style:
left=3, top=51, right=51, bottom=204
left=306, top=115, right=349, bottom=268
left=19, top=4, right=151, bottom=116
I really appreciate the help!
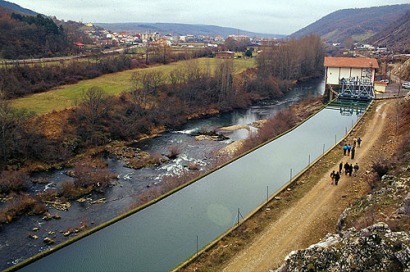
left=221, top=100, right=392, bottom=272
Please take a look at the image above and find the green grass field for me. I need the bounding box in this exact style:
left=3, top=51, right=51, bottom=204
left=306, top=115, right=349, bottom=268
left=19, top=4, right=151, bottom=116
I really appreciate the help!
left=11, top=57, right=256, bottom=114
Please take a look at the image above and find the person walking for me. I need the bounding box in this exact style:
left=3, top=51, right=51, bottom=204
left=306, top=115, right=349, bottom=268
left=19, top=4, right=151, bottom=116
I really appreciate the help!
left=347, top=144, right=351, bottom=156
left=330, top=170, right=336, bottom=185
left=343, top=144, right=348, bottom=155
left=334, top=171, right=340, bottom=185
left=339, top=162, right=343, bottom=173
left=357, top=137, right=362, bottom=147
left=353, top=163, right=359, bottom=176
left=344, top=162, right=350, bottom=175
left=351, top=146, right=355, bottom=160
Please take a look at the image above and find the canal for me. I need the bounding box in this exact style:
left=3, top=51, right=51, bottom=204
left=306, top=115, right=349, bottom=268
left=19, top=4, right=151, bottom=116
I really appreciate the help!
left=20, top=100, right=368, bottom=272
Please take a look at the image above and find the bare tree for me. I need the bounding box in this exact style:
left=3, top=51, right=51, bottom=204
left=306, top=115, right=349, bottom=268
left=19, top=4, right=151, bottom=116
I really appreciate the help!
left=0, top=92, right=27, bottom=167
left=0, top=92, right=13, bottom=165
left=130, top=70, right=163, bottom=108
left=79, top=87, right=109, bottom=127
left=131, top=71, right=144, bottom=106
left=215, top=59, right=234, bottom=105
left=256, top=35, right=324, bottom=80
left=169, top=68, right=185, bottom=92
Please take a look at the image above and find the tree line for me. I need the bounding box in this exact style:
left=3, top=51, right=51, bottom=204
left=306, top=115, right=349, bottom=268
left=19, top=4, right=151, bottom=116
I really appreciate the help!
left=0, top=10, right=76, bottom=59
left=257, top=34, right=324, bottom=81
left=0, top=35, right=325, bottom=169
left=0, top=48, right=212, bottom=99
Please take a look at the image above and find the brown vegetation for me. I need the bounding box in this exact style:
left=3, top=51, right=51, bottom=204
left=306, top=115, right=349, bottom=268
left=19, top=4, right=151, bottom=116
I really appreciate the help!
left=0, top=35, right=325, bottom=238
left=0, top=194, right=47, bottom=224
left=1, top=35, right=325, bottom=173
left=0, top=170, right=30, bottom=194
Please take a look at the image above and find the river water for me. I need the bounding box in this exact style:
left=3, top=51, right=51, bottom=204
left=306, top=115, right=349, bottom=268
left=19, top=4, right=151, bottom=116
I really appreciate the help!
left=1, top=77, right=345, bottom=271
left=19, top=95, right=369, bottom=271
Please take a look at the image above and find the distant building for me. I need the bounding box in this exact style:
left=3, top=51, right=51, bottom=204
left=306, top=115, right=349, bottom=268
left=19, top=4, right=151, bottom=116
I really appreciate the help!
left=215, top=51, right=234, bottom=59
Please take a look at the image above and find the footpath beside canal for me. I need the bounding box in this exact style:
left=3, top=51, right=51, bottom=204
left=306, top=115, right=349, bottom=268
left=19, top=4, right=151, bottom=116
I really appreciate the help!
left=181, top=98, right=405, bottom=272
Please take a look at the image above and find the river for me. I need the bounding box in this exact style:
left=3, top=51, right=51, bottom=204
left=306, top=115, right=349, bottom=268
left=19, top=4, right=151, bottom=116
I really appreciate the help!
left=1, top=77, right=331, bottom=271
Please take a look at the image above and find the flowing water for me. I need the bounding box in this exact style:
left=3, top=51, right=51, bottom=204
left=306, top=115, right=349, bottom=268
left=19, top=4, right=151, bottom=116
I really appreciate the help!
left=20, top=100, right=369, bottom=272
left=1, top=77, right=341, bottom=271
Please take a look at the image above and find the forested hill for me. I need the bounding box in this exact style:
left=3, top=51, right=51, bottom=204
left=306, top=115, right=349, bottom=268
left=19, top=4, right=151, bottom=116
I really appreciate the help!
left=95, top=22, right=283, bottom=38
left=291, top=4, right=410, bottom=43
left=0, top=6, right=75, bottom=59
left=366, top=10, right=410, bottom=51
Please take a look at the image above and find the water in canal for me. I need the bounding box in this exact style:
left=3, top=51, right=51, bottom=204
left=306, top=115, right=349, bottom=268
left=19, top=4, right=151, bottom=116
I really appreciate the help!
left=20, top=91, right=369, bottom=270
left=1, top=78, right=326, bottom=270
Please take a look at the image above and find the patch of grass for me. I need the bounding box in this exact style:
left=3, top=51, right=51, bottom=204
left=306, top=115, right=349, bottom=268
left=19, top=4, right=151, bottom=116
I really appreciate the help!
left=11, top=58, right=255, bottom=114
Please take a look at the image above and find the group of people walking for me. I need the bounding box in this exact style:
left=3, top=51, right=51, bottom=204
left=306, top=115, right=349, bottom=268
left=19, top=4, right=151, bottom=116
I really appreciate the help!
left=342, top=137, right=361, bottom=160
left=330, top=137, right=362, bottom=185
left=330, top=162, right=359, bottom=185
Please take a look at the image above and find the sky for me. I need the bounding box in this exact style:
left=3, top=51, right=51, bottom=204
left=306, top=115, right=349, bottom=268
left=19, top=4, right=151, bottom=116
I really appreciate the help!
left=7, top=0, right=410, bottom=35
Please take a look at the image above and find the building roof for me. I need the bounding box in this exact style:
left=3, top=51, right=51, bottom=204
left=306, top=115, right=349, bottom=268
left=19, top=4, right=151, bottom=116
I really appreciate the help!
left=324, top=57, right=379, bottom=69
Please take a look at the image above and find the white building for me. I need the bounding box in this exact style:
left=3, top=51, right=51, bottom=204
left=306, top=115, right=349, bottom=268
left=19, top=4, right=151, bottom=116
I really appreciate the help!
left=324, top=57, right=379, bottom=85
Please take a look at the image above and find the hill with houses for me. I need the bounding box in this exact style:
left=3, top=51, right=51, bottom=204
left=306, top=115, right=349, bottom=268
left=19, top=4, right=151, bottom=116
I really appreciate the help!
left=94, top=22, right=282, bottom=39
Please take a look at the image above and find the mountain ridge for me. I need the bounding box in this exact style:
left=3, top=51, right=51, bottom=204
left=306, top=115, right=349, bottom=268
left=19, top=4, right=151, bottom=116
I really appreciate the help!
left=94, top=22, right=284, bottom=38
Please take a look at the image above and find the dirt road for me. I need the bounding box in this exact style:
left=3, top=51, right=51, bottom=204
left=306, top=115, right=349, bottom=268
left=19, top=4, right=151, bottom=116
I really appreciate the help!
left=221, top=100, right=394, bottom=272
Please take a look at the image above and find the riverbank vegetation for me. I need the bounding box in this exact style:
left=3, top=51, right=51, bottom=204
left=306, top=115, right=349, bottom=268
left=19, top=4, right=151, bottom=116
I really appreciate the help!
left=1, top=48, right=213, bottom=100
left=124, top=96, right=324, bottom=209
left=0, top=35, right=325, bottom=231
left=10, top=57, right=255, bottom=114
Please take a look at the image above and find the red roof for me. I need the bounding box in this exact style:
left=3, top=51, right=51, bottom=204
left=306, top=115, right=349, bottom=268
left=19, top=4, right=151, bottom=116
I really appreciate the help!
left=374, top=81, right=388, bottom=86
left=324, top=57, right=379, bottom=69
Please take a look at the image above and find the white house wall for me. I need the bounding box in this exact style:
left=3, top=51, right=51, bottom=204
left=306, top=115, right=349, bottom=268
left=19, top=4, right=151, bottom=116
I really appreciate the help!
left=326, top=67, right=375, bottom=85
left=326, top=67, right=340, bottom=85
left=340, top=68, right=352, bottom=81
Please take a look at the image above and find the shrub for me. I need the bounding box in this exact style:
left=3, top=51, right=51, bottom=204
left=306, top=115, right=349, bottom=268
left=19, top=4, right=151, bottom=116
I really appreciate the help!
left=372, top=158, right=390, bottom=179
left=365, top=172, right=380, bottom=190
left=0, top=171, right=30, bottom=194
left=167, top=146, right=180, bottom=159
left=0, top=194, right=47, bottom=223
left=188, top=163, right=200, bottom=171
left=37, top=189, right=58, bottom=202
left=59, top=180, right=92, bottom=200
left=72, top=163, right=116, bottom=189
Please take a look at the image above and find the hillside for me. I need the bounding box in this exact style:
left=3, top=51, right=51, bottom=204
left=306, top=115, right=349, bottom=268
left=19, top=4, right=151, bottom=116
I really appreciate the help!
left=291, top=4, right=410, bottom=43
left=95, top=22, right=283, bottom=38
left=0, top=6, right=75, bottom=59
left=366, top=10, right=410, bottom=52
